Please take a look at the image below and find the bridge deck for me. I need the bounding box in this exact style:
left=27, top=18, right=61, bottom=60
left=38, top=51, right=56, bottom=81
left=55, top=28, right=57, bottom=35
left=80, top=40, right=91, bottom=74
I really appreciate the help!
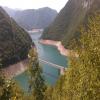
left=39, top=59, right=65, bottom=69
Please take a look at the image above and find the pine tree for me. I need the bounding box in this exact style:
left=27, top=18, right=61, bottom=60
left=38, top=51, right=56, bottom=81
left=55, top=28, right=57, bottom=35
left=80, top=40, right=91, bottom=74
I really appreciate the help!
left=28, top=48, right=46, bottom=100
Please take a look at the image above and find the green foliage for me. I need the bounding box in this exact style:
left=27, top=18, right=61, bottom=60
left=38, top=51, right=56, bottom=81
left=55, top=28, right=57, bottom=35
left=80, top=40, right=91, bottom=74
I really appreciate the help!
left=44, top=12, right=100, bottom=100
left=0, top=63, right=24, bottom=100
left=28, top=48, right=46, bottom=100
left=75, top=12, right=100, bottom=100
left=0, top=3, right=100, bottom=100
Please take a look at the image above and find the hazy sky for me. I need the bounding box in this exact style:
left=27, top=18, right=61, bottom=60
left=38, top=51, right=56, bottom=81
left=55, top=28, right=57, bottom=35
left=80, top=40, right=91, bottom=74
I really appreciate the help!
left=0, top=0, right=68, bottom=12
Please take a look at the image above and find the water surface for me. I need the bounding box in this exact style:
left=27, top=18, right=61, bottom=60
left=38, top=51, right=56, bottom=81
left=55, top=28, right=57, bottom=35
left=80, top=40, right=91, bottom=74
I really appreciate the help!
left=15, top=32, right=67, bottom=91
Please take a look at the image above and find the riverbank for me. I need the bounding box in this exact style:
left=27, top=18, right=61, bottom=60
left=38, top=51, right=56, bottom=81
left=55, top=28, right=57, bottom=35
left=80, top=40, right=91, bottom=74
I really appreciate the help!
left=2, top=59, right=29, bottom=79
left=39, top=40, right=78, bottom=57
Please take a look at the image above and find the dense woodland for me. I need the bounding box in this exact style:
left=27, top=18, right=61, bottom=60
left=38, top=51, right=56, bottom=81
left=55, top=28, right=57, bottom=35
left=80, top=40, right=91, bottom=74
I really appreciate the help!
left=0, top=10, right=100, bottom=99
left=0, top=7, right=32, bottom=67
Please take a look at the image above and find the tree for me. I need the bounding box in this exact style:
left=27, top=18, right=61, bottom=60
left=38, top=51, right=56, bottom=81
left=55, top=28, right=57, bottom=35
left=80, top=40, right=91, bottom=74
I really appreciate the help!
left=0, top=61, right=24, bottom=100
left=28, top=48, right=46, bottom=100
left=75, top=12, right=100, bottom=100
left=64, top=12, right=100, bottom=100
left=45, top=11, right=100, bottom=100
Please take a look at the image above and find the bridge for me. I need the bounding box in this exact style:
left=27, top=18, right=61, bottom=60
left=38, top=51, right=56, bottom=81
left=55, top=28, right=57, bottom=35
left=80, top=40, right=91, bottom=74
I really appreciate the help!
left=39, top=58, right=66, bottom=75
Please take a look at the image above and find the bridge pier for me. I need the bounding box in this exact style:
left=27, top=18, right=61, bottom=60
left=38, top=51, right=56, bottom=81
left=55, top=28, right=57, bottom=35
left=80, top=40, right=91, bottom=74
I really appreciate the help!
left=60, top=68, right=65, bottom=75
left=39, top=58, right=66, bottom=75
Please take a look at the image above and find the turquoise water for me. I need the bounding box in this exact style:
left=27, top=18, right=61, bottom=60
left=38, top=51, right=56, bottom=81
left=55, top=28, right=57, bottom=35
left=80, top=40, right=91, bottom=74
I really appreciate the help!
left=14, top=32, right=67, bottom=91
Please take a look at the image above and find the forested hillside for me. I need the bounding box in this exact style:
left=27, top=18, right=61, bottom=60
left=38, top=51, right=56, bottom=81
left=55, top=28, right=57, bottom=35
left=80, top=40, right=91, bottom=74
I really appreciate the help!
left=4, top=7, right=57, bottom=30
left=41, top=0, right=100, bottom=48
left=0, top=1, right=99, bottom=99
left=0, top=12, right=99, bottom=99
left=0, top=7, right=32, bottom=67
left=44, top=11, right=100, bottom=100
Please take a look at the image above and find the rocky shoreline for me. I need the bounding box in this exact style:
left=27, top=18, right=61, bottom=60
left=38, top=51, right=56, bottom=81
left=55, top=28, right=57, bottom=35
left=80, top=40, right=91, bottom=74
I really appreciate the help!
left=2, top=40, right=78, bottom=78
left=2, top=59, right=29, bottom=79
left=39, top=39, right=78, bottom=57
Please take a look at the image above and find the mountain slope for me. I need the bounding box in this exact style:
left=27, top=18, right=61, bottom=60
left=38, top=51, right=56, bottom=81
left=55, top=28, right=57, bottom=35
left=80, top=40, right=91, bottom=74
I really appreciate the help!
left=0, top=7, right=32, bottom=67
left=41, top=0, right=100, bottom=48
left=4, top=7, right=57, bottom=30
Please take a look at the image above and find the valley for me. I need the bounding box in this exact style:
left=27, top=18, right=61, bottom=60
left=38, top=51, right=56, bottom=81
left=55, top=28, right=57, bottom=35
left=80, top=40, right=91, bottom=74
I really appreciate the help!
left=0, top=0, right=99, bottom=99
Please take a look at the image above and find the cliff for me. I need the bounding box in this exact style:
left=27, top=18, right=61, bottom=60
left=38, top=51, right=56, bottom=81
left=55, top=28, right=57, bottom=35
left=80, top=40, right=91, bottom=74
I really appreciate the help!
left=41, top=0, right=100, bottom=48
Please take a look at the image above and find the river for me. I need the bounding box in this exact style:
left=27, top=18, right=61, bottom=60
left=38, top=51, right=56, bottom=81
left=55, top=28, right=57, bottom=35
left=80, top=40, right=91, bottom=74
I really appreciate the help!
left=14, top=32, right=67, bottom=91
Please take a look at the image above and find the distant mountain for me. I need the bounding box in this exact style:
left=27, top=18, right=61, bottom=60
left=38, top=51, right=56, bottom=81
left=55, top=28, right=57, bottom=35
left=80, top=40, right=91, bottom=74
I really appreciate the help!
left=4, top=7, right=57, bottom=30
left=3, top=7, right=17, bottom=17
left=0, top=7, right=32, bottom=67
left=41, top=0, right=100, bottom=48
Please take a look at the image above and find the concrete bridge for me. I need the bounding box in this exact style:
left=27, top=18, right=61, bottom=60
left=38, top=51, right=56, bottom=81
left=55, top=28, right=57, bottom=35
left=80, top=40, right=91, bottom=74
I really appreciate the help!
left=39, top=58, right=66, bottom=75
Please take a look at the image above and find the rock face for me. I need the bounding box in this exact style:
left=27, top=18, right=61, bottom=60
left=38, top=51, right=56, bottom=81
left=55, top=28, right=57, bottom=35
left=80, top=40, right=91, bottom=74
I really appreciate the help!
left=41, top=0, right=100, bottom=48
left=4, top=7, right=57, bottom=30
left=0, top=7, right=32, bottom=67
